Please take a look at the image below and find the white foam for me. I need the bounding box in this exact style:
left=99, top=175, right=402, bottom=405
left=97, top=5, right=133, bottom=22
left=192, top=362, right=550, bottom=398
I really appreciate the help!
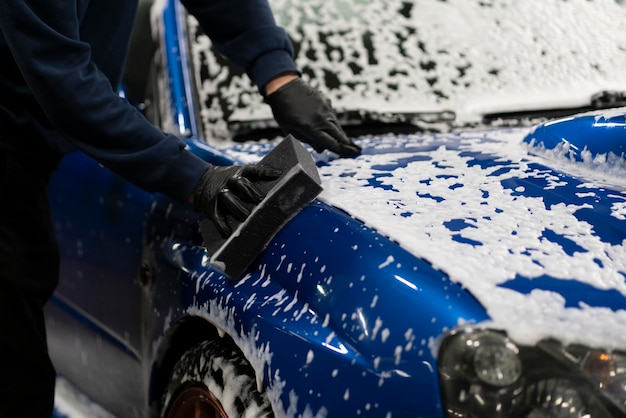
left=188, top=0, right=626, bottom=144
left=318, top=128, right=626, bottom=349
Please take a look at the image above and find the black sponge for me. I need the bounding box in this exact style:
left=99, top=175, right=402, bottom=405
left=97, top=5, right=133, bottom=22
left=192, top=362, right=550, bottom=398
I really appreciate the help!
left=199, top=135, right=323, bottom=279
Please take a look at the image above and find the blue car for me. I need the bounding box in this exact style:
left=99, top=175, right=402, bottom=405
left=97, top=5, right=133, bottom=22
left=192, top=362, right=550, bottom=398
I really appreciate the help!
left=46, top=0, right=626, bottom=417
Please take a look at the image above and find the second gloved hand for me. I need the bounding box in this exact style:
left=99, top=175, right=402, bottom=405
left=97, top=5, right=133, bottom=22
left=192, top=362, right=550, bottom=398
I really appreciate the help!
left=265, top=77, right=361, bottom=157
left=192, top=164, right=282, bottom=238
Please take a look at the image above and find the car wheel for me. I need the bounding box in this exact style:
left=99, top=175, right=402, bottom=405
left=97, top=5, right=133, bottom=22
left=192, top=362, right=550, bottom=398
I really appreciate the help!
left=161, top=340, right=274, bottom=418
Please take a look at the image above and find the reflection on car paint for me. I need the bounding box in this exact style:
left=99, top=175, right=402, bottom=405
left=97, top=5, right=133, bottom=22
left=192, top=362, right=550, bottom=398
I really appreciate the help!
left=47, top=0, right=626, bottom=415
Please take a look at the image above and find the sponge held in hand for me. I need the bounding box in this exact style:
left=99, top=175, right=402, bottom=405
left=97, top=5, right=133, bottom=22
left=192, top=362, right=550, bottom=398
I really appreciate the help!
left=199, top=135, right=323, bottom=279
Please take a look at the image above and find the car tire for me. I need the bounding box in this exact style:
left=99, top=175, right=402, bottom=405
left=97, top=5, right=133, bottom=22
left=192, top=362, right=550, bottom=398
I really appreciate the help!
left=161, top=340, right=274, bottom=418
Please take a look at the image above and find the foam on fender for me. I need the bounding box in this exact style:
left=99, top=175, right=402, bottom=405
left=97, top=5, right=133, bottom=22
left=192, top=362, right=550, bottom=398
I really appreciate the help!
left=199, top=135, right=323, bottom=279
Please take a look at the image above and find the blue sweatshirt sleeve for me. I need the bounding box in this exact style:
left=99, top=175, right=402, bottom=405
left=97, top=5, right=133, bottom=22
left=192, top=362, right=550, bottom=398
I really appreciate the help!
left=0, top=0, right=209, bottom=202
left=181, top=0, right=300, bottom=90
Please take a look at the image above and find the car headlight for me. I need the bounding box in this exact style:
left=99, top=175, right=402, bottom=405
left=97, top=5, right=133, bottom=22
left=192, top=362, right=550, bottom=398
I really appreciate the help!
left=437, top=327, right=626, bottom=418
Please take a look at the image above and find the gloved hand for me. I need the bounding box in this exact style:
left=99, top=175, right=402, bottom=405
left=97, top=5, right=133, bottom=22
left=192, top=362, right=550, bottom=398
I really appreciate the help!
left=192, top=164, right=282, bottom=237
left=265, top=77, right=361, bottom=157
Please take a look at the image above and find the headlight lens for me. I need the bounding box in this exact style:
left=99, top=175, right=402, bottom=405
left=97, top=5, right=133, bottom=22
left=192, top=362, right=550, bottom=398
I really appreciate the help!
left=473, top=338, right=522, bottom=387
left=437, top=328, right=626, bottom=418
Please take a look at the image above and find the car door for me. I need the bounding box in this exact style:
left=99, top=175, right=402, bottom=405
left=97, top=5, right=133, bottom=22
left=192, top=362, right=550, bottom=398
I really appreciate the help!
left=45, top=151, right=153, bottom=417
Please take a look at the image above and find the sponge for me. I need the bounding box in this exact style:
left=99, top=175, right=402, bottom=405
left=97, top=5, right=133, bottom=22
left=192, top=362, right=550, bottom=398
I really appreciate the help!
left=199, top=135, right=323, bottom=279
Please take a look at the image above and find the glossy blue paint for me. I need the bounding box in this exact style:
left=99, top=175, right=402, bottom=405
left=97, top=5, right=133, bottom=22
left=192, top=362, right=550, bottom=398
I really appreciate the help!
left=228, top=129, right=626, bottom=317
left=162, top=0, right=195, bottom=137
left=499, top=158, right=626, bottom=246
left=47, top=153, right=153, bottom=341
left=133, top=130, right=492, bottom=417
left=524, top=109, right=626, bottom=162
left=499, top=274, right=626, bottom=311
left=46, top=151, right=154, bottom=413
left=46, top=123, right=626, bottom=416
left=163, top=196, right=489, bottom=417
left=391, top=127, right=626, bottom=250
left=45, top=1, right=626, bottom=417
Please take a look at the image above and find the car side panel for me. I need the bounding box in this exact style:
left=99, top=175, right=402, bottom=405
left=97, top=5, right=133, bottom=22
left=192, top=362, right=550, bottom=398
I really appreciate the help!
left=46, top=151, right=153, bottom=417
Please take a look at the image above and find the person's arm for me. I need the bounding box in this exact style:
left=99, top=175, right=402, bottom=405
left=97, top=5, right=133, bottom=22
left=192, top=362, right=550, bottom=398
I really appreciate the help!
left=0, top=0, right=209, bottom=202
left=181, top=0, right=298, bottom=91
left=182, top=0, right=361, bottom=157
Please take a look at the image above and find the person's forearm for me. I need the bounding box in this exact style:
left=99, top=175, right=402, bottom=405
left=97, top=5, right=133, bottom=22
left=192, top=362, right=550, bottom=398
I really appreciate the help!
left=0, top=0, right=210, bottom=202
left=182, top=0, right=299, bottom=90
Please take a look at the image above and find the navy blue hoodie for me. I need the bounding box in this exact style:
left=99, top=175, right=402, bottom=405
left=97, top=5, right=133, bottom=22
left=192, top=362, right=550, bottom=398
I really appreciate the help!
left=0, top=0, right=298, bottom=202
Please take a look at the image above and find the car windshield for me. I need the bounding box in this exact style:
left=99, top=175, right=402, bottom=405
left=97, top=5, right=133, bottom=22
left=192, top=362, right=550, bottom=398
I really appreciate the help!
left=185, top=0, right=626, bottom=144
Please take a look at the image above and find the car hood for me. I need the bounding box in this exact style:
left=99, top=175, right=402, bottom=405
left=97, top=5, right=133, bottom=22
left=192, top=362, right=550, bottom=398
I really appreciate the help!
left=308, top=121, right=626, bottom=351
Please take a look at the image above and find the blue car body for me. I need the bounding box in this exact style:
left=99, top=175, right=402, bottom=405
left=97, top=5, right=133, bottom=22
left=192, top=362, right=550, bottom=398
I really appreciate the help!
left=46, top=1, right=626, bottom=417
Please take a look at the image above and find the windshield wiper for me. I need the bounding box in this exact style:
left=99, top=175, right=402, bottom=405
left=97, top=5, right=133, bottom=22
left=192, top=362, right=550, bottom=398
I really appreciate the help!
left=482, top=90, right=626, bottom=126
left=338, top=109, right=457, bottom=124
left=230, top=109, right=457, bottom=142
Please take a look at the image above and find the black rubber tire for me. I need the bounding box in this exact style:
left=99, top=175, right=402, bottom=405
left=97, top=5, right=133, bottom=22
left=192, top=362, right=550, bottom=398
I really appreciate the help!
left=161, top=339, right=274, bottom=418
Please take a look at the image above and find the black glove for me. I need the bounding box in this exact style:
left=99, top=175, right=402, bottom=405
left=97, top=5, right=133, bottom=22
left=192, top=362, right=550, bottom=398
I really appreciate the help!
left=265, top=78, right=361, bottom=157
left=192, top=164, right=282, bottom=237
